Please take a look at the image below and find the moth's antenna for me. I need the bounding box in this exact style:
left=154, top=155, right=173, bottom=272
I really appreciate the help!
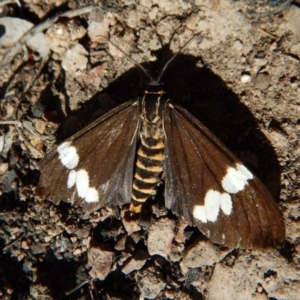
left=98, top=35, right=153, bottom=81
left=100, top=33, right=202, bottom=85
left=156, top=34, right=202, bottom=82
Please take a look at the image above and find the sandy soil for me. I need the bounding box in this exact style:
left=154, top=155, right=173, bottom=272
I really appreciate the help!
left=0, top=0, right=299, bottom=299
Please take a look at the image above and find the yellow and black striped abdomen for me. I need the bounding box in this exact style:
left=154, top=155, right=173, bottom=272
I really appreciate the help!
left=130, top=125, right=165, bottom=213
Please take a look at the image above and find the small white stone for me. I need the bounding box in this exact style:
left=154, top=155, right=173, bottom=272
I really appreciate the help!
left=56, top=27, right=64, bottom=35
left=241, top=74, right=251, bottom=83
left=57, top=142, right=79, bottom=169
left=233, top=40, right=243, bottom=51
left=61, top=43, right=88, bottom=76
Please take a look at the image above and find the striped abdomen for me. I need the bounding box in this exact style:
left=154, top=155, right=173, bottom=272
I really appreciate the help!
left=129, top=118, right=165, bottom=213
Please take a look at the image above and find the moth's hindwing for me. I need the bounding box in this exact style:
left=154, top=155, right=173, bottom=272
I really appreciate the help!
left=163, top=103, right=285, bottom=248
left=36, top=100, right=140, bottom=214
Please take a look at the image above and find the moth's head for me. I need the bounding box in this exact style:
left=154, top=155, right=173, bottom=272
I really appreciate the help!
left=148, top=77, right=164, bottom=88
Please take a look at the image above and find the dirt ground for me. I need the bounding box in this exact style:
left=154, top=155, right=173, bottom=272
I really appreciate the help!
left=0, top=0, right=299, bottom=299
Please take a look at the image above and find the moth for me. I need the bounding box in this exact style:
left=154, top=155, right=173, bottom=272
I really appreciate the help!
left=36, top=37, right=285, bottom=249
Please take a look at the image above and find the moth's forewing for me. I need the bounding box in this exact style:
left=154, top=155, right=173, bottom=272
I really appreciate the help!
left=36, top=100, right=140, bottom=214
left=163, top=103, right=285, bottom=248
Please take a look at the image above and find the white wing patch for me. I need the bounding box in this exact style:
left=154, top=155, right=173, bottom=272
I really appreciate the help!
left=67, top=169, right=77, bottom=188
left=220, top=192, right=232, bottom=215
left=57, top=142, right=79, bottom=169
left=67, top=169, right=99, bottom=203
left=75, top=169, right=90, bottom=198
left=193, top=190, right=232, bottom=223
left=222, top=163, right=253, bottom=194
left=58, top=142, right=99, bottom=203
left=193, top=163, right=253, bottom=223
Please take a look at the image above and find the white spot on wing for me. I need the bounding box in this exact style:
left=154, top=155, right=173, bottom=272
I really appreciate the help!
left=204, top=190, right=221, bottom=222
left=85, top=187, right=99, bottom=203
left=75, top=169, right=89, bottom=198
left=193, top=190, right=233, bottom=223
left=67, top=170, right=77, bottom=188
left=66, top=169, right=99, bottom=203
left=193, top=205, right=207, bottom=223
left=237, top=164, right=253, bottom=179
left=57, top=141, right=79, bottom=169
left=220, top=193, right=232, bottom=215
left=58, top=143, right=99, bottom=203
left=222, top=163, right=253, bottom=194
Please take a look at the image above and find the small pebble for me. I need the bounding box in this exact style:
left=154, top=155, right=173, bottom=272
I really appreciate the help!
left=241, top=74, right=252, bottom=83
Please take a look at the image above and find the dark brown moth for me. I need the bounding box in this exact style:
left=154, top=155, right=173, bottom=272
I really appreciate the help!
left=36, top=37, right=285, bottom=249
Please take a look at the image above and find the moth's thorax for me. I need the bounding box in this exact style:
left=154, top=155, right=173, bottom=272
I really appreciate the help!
left=129, top=91, right=166, bottom=213
left=141, top=88, right=166, bottom=122
left=140, top=92, right=165, bottom=138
